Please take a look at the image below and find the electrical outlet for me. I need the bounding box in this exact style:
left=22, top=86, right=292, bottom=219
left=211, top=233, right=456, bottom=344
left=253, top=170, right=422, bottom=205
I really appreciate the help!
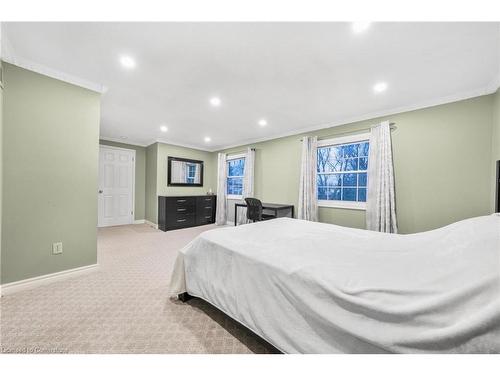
left=52, top=242, right=63, bottom=255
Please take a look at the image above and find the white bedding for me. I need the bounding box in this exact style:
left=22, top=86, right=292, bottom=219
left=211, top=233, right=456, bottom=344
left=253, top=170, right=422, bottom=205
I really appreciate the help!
left=170, top=215, right=500, bottom=353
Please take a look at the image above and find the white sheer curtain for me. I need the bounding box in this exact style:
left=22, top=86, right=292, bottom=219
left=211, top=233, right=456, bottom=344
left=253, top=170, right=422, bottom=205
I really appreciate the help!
left=298, top=136, right=318, bottom=221
left=171, top=161, right=187, bottom=183
left=236, top=148, right=255, bottom=225
left=366, top=121, right=398, bottom=233
left=216, top=153, right=228, bottom=225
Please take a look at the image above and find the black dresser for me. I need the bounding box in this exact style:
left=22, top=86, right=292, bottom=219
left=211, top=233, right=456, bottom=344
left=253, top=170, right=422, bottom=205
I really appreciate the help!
left=158, top=195, right=217, bottom=231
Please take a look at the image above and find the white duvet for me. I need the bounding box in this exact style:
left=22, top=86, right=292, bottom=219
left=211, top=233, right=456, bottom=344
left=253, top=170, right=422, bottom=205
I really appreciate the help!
left=170, top=215, right=500, bottom=353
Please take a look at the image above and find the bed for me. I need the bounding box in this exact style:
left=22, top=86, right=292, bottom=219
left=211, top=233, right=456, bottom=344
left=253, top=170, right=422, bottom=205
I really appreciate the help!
left=170, top=215, right=500, bottom=353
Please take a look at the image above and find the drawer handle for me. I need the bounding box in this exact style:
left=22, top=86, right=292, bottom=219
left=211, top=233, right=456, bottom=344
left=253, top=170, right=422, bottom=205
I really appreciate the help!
left=205, top=216, right=211, bottom=219
left=177, top=199, right=187, bottom=203
left=177, top=219, right=187, bottom=222
left=205, top=198, right=212, bottom=201
left=177, top=208, right=186, bottom=212
left=205, top=206, right=212, bottom=209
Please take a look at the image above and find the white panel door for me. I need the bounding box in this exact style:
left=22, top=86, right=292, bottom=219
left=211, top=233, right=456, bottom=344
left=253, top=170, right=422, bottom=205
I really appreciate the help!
left=98, top=146, right=135, bottom=227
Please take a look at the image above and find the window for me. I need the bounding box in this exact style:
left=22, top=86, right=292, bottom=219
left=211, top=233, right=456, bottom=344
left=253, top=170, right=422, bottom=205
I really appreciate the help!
left=186, top=163, right=196, bottom=184
left=317, top=134, right=369, bottom=209
left=227, top=155, right=245, bottom=198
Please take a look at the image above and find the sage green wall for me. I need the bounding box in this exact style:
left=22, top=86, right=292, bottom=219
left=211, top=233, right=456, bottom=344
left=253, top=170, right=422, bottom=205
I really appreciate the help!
left=143, top=142, right=216, bottom=224
left=1, top=61, right=4, bottom=282
left=1, top=63, right=101, bottom=284
left=156, top=142, right=216, bottom=197
left=145, top=143, right=158, bottom=223
left=99, top=140, right=146, bottom=221
left=492, top=89, right=500, bottom=209
left=219, top=95, right=494, bottom=234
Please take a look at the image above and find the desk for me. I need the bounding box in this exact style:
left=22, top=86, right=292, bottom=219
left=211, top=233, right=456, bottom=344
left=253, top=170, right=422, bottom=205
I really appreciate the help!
left=234, top=202, right=294, bottom=226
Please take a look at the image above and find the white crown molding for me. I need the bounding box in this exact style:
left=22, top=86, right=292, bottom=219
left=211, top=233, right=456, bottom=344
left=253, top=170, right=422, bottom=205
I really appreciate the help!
left=102, top=76, right=500, bottom=152
left=3, top=55, right=106, bottom=93
left=153, top=139, right=213, bottom=152
left=100, top=137, right=215, bottom=152
left=1, top=31, right=105, bottom=94
left=211, top=82, right=500, bottom=152
left=1, top=264, right=98, bottom=296
left=99, top=136, right=149, bottom=148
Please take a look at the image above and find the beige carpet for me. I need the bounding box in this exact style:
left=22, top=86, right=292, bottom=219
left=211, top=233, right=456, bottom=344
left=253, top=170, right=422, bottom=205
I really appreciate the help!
left=0, top=224, right=278, bottom=354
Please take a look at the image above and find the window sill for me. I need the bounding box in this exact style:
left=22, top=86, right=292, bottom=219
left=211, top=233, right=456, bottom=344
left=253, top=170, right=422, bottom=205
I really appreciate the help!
left=318, top=200, right=366, bottom=210
left=227, top=195, right=243, bottom=200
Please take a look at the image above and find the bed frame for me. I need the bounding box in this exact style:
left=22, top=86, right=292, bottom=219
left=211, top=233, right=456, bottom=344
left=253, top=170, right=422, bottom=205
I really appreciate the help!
left=178, top=292, right=193, bottom=302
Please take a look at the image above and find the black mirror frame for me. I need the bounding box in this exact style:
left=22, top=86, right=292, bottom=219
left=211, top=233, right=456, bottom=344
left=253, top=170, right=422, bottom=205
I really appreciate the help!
left=167, top=156, right=204, bottom=187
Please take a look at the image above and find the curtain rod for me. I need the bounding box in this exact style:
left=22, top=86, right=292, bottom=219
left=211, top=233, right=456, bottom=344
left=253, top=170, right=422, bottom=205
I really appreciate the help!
left=227, top=147, right=256, bottom=155
left=300, top=122, right=396, bottom=142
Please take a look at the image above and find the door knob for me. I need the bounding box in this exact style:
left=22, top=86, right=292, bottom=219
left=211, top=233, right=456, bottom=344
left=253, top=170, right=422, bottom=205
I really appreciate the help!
left=98, top=190, right=103, bottom=194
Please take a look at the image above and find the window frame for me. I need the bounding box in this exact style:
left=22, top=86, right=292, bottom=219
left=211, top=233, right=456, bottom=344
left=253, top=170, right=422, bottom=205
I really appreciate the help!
left=226, top=153, right=246, bottom=200
left=317, top=133, right=370, bottom=210
left=186, top=163, right=196, bottom=184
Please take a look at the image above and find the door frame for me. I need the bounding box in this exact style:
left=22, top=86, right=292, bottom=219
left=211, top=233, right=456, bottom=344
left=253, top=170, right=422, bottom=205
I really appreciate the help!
left=98, top=144, right=136, bottom=227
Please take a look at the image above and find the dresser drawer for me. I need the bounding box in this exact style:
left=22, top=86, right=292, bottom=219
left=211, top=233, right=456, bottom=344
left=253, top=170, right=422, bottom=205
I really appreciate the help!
left=168, top=213, right=196, bottom=228
left=197, top=196, right=215, bottom=204
left=166, top=197, right=196, bottom=212
left=196, top=213, right=214, bottom=225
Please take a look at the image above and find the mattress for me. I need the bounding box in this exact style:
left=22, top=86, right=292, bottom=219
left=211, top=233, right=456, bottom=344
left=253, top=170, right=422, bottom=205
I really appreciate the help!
left=170, top=215, right=500, bottom=353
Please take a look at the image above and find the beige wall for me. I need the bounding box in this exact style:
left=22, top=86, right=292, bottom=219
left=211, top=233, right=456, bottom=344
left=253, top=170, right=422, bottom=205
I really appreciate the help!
left=1, top=63, right=101, bottom=284
left=99, top=140, right=146, bottom=221
left=219, top=95, right=495, bottom=233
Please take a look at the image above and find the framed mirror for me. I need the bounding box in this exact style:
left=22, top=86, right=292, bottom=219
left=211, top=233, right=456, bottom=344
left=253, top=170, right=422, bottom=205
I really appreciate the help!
left=167, top=156, right=204, bottom=187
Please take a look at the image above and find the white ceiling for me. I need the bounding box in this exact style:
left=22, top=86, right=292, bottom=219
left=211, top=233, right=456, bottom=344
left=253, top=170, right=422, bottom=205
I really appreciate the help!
left=2, top=22, right=500, bottom=151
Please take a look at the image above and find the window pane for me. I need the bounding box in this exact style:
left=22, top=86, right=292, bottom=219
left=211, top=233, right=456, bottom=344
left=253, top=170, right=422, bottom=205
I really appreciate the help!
left=317, top=148, right=329, bottom=173
left=317, top=173, right=341, bottom=188
left=359, top=157, right=368, bottom=171
left=342, top=143, right=359, bottom=158
left=342, top=188, right=356, bottom=201
left=317, top=146, right=343, bottom=173
left=342, top=173, right=357, bottom=187
left=227, top=158, right=245, bottom=177
left=318, top=187, right=327, bottom=200
left=359, top=142, right=369, bottom=157
left=344, top=158, right=358, bottom=171
left=227, top=177, right=243, bottom=195
left=329, top=188, right=342, bottom=200
left=358, top=172, right=367, bottom=187
left=358, top=188, right=367, bottom=202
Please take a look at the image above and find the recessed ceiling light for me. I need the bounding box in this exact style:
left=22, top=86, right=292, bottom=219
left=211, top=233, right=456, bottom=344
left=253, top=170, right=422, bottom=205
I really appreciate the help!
left=204, top=136, right=211, bottom=143
left=120, top=136, right=128, bottom=140
left=258, top=119, right=268, bottom=127
left=352, top=22, right=371, bottom=33
left=119, top=55, right=136, bottom=69
left=373, top=82, right=388, bottom=93
left=209, top=97, right=221, bottom=107
left=160, top=125, right=168, bottom=132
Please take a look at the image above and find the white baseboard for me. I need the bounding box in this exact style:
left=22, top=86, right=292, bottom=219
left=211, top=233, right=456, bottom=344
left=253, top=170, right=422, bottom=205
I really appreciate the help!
left=1, top=264, right=99, bottom=296
left=145, top=220, right=158, bottom=229
left=134, top=219, right=145, bottom=224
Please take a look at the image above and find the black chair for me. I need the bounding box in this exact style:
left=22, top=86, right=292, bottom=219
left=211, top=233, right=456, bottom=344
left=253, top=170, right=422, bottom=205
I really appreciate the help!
left=244, top=198, right=275, bottom=222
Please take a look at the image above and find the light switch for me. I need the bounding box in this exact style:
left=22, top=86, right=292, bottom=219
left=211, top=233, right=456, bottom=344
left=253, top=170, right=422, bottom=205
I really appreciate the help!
left=52, top=242, right=63, bottom=255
